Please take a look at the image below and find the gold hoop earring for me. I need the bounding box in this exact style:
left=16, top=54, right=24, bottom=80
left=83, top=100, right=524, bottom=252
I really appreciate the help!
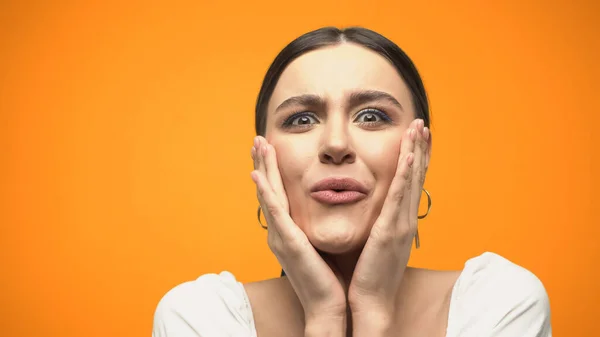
left=415, top=188, right=432, bottom=249
left=257, top=205, right=267, bottom=229
left=415, top=230, right=420, bottom=249
left=418, top=188, right=432, bottom=219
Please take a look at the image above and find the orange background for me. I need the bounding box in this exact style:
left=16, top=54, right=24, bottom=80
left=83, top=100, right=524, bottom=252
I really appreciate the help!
left=1, top=0, right=598, bottom=336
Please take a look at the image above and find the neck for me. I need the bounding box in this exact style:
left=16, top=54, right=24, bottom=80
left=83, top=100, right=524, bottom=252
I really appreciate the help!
left=326, top=247, right=368, bottom=337
left=323, top=248, right=363, bottom=289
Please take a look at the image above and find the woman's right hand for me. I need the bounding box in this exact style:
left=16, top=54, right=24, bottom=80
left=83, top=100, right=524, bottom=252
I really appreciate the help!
left=251, top=136, right=348, bottom=327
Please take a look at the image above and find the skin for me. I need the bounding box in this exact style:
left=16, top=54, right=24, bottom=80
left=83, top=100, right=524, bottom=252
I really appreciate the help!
left=246, top=43, right=461, bottom=337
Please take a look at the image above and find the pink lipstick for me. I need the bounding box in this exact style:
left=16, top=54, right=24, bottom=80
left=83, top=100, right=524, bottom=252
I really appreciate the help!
left=310, top=177, right=368, bottom=205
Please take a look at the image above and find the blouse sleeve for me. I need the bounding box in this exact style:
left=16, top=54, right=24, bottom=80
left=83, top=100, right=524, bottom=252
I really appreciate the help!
left=152, top=271, right=256, bottom=337
left=446, top=252, right=552, bottom=337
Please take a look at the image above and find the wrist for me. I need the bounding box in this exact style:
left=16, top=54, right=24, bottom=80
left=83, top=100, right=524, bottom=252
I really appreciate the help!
left=304, top=314, right=346, bottom=337
left=351, top=311, right=394, bottom=337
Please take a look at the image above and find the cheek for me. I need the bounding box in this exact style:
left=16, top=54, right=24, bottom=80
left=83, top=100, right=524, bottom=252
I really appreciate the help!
left=271, top=138, right=313, bottom=190
left=357, top=135, right=402, bottom=182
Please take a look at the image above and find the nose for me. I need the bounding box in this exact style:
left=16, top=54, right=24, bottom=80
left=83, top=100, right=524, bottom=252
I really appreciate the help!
left=318, top=119, right=356, bottom=165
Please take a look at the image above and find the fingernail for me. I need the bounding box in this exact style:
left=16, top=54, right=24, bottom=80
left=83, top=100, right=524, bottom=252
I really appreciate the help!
left=410, top=128, right=416, bottom=141
left=423, top=127, right=430, bottom=141
left=261, top=145, right=267, bottom=156
left=251, top=147, right=256, bottom=159
left=254, top=136, right=260, bottom=149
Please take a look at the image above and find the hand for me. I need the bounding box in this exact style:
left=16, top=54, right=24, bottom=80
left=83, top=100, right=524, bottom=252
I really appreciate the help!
left=251, top=136, right=348, bottom=328
left=347, top=119, right=430, bottom=327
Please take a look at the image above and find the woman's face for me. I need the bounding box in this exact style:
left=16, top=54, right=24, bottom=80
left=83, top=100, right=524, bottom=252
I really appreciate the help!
left=265, top=43, right=422, bottom=255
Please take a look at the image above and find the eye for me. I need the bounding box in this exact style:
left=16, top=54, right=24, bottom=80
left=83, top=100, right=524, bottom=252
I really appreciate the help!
left=282, top=112, right=319, bottom=128
left=354, top=109, right=392, bottom=124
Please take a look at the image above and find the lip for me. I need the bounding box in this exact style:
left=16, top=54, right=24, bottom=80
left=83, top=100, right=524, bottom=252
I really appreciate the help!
left=310, top=177, right=369, bottom=205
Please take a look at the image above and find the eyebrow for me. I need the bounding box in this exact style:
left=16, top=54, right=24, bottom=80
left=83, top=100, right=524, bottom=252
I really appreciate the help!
left=348, top=90, right=403, bottom=111
left=274, top=90, right=403, bottom=114
left=275, top=94, right=326, bottom=114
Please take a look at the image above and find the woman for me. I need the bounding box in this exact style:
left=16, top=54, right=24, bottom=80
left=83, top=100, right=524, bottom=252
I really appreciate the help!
left=152, top=27, right=551, bottom=336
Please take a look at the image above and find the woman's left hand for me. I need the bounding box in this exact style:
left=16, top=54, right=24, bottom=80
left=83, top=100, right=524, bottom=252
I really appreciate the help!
left=347, top=118, right=429, bottom=332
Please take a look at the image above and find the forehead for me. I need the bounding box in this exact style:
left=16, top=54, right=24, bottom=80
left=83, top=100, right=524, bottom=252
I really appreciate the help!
left=268, top=43, right=412, bottom=112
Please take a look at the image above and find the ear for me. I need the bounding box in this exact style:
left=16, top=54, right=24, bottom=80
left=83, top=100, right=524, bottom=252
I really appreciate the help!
left=425, top=132, right=432, bottom=170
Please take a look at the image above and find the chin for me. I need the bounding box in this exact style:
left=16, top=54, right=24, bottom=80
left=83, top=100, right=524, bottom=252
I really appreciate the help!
left=306, top=217, right=367, bottom=255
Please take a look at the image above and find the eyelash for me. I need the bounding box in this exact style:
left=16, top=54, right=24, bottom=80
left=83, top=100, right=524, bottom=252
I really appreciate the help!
left=355, top=108, right=393, bottom=125
left=281, top=108, right=393, bottom=129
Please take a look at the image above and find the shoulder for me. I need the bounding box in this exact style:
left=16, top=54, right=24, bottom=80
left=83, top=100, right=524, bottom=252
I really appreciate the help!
left=152, top=271, right=256, bottom=337
left=446, top=252, right=552, bottom=337
left=244, top=276, right=306, bottom=337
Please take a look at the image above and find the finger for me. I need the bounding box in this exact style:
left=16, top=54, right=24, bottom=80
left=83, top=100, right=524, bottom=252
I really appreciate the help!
left=254, top=137, right=273, bottom=204
left=252, top=170, right=286, bottom=256
left=252, top=136, right=260, bottom=170
left=409, top=120, right=427, bottom=222
left=368, top=122, right=420, bottom=237
left=252, top=138, right=261, bottom=199
left=253, top=169, right=330, bottom=272
left=252, top=168, right=281, bottom=234
left=423, top=125, right=431, bottom=168
left=375, top=155, right=413, bottom=241
left=251, top=170, right=299, bottom=242
left=401, top=123, right=417, bottom=161
left=256, top=137, right=267, bottom=176
left=376, top=125, right=416, bottom=225
left=264, top=143, right=289, bottom=211
left=376, top=145, right=414, bottom=231
left=397, top=126, right=417, bottom=232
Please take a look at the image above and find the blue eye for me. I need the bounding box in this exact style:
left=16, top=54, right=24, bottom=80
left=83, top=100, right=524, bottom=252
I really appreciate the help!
left=354, top=109, right=392, bottom=124
left=282, top=113, right=319, bottom=128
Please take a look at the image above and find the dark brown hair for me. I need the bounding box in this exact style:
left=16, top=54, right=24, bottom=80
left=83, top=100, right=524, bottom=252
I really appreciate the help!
left=254, top=26, right=430, bottom=136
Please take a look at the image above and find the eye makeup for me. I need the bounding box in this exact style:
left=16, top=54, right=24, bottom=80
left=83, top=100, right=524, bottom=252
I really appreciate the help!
left=278, top=105, right=398, bottom=131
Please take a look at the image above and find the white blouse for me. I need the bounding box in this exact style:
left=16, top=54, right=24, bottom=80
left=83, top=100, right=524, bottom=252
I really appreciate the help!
left=152, top=252, right=552, bottom=336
